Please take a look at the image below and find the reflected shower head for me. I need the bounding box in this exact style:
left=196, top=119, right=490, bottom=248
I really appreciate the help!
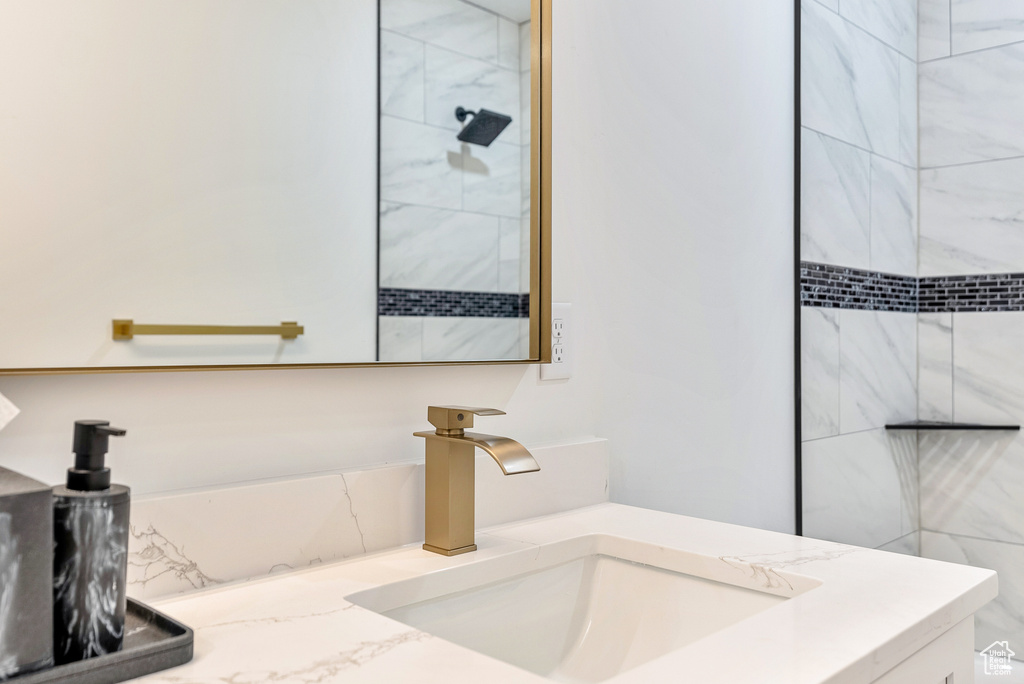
left=455, top=107, right=512, bottom=147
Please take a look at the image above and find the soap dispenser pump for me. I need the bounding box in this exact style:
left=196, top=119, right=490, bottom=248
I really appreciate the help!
left=52, top=420, right=130, bottom=665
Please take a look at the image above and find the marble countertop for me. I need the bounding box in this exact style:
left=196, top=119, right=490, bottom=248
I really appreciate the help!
left=136, top=503, right=996, bottom=684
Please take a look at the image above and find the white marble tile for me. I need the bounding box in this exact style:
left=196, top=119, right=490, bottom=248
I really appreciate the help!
left=802, top=0, right=901, bottom=160
left=498, top=217, right=521, bottom=293
left=462, top=141, right=522, bottom=218
left=422, top=317, right=523, bottom=360
left=898, top=56, right=917, bottom=169
left=839, top=310, right=917, bottom=432
left=380, top=31, right=425, bottom=122
left=920, top=429, right=1024, bottom=543
left=519, top=216, right=531, bottom=292
left=954, top=312, right=1024, bottom=424
left=920, top=42, right=1024, bottom=167
left=380, top=116, right=463, bottom=210
left=840, top=0, right=917, bottom=57
left=877, top=531, right=920, bottom=556
left=128, top=439, right=609, bottom=600
left=497, top=18, right=519, bottom=71
left=893, top=429, right=920, bottom=536
left=952, top=0, right=1024, bottom=55
left=802, top=429, right=905, bottom=549
left=800, top=128, right=871, bottom=269
left=518, top=318, right=530, bottom=359
left=921, top=531, right=1024, bottom=651
left=920, top=157, right=1024, bottom=275
left=519, top=21, right=531, bottom=73
left=381, top=0, right=498, bottom=63
left=379, top=202, right=500, bottom=291
left=520, top=142, right=531, bottom=217
left=920, top=0, right=952, bottom=60
left=519, top=69, right=531, bottom=146
left=918, top=313, right=954, bottom=422
left=378, top=316, right=423, bottom=363
left=424, top=46, right=520, bottom=144
left=869, top=156, right=918, bottom=276
left=801, top=307, right=840, bottom=441
left=814, top=0, right=839, bottom=12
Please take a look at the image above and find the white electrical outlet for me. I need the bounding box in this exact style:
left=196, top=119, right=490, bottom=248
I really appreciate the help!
left=540, top=303, right=571, bottom=380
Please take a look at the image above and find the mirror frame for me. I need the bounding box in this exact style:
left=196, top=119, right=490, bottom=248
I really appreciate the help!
left=1, top=0, right=551, bottom=376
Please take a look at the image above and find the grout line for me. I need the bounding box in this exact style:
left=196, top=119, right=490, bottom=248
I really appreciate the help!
left=801, top=425, right=889, bottom=444
left=380, top=199, right=521, bottom=222
left=808, top=0, right=916, bottom=60
left=875, top=529, right=919, bottom=551
left=381, top=113, right=520, bottom=153
left=950, top=313, right=956, bottom=421
left=921, top=528, right=1024, bottom=549
left=803, top=126, right=915, bottom=170
left=837, top=308, right=843, bottom=435
left=868, top=147, right=874, bottom=266
left=920, top=32, right=1024, bottom=64
left=948, top=0, right=953, bottom=55
left=920, top=152, right=1024, bottom=172
left=381, top=20, right=513, bottom=69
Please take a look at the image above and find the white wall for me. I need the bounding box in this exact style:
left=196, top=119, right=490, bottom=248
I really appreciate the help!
left=0, top=0, right=795, bottom=533
left=555, top=0, right=795, bottom=531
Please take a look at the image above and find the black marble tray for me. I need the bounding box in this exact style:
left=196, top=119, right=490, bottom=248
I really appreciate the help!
left=14, top=599, right=193, bottom=684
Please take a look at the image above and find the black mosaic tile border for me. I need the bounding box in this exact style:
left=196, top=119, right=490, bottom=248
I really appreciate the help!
left=919, top=273, right=1024, bottom=312
left=800, top=262, right=917, bottom=312
left=378, top=288, right=530, bottom=318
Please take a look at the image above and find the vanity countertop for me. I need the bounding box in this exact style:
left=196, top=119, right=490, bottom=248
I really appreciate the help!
left=134, top=503, right=996, bottom=684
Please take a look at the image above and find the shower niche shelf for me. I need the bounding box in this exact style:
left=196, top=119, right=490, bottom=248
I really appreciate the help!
left=885, top=421, right=1020, bottom=431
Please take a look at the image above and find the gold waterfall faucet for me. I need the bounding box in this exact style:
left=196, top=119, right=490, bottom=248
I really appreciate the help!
left=415, top=406, right=540, bottom=556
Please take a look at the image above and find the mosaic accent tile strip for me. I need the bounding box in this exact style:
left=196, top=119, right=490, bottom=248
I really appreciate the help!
left=801, top=263, right=1024, bottom=313
left=800, top=262, right=918, bottom=312
left=378, top=288, right=530, bottom=318
left=919, top=273, right=1024, bottom=312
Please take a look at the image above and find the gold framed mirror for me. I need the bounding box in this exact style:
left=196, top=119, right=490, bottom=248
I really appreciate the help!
left=0, top=0, right=550, bottom=375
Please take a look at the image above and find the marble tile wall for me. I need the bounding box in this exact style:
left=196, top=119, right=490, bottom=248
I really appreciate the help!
left=801, top=1, right=918, bottom=276
left=915, top=309, right=1024, bottom=657
left=803, top=428, right=918, bottom=549
left=127, top=438, right=609, bottom=600
left=379, top=0, right=531, bottom=361
left=800, top=305, right=918, bottom=550
left=923, top=531, right=1024, bottom=652
left=916, top=4, right=1024, bottom=654
left=800, top=0, right=919, bottom=553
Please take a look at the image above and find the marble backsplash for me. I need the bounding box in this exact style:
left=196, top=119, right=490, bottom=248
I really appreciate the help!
left=126, top=438, right=608, bottom=601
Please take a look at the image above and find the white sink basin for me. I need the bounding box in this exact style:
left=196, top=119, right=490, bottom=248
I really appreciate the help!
left=347, top=534, right=820, bottom=682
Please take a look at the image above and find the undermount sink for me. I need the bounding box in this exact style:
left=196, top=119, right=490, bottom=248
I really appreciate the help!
left=347, top=534, right=820, bottom=683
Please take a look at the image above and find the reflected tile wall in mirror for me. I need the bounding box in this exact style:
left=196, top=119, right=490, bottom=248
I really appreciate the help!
left=378, top=0, right=531, bottom=362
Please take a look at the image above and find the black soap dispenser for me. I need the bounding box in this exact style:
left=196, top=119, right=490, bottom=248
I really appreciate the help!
left=52, top=420, right=129, bottom=665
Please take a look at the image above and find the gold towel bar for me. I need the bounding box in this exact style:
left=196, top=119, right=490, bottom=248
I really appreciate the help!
left=112, top=320, right=303, bottom=341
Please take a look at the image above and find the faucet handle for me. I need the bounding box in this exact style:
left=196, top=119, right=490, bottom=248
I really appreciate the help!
left=427, top=406, right=505, bottom=432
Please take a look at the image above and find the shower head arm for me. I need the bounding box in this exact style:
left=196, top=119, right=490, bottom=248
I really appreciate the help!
left=455, top=106, right=477, bottom=123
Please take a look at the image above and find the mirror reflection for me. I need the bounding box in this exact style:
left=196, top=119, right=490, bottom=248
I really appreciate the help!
left=377, top=0, right=533, bottom=362
left=0, top=0, right=535, bottom=372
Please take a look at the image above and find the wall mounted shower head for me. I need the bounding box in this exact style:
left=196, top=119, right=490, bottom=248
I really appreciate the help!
left=455, top=107, right=512, bottom=147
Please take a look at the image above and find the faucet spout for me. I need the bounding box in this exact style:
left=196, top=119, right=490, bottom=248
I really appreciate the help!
left=414, top=431, right=539, bottom=475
